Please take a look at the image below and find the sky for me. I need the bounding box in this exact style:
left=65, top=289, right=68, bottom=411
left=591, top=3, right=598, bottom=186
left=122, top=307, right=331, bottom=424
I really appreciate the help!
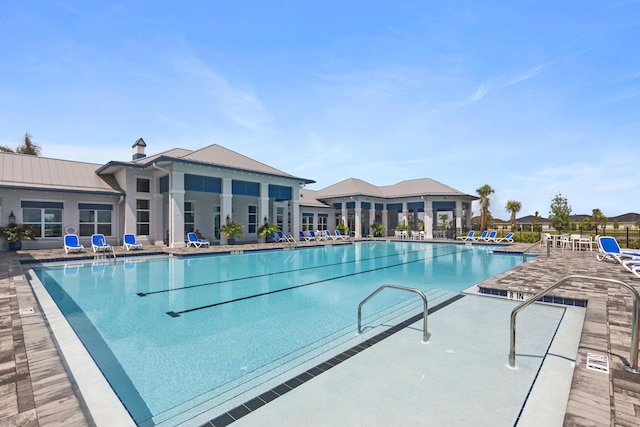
left=1, top=1, right=639, bottom=219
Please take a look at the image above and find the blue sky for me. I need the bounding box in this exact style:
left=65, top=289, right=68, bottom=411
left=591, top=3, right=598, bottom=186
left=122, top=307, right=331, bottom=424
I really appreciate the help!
left=1, top=1, right=639, bottom=218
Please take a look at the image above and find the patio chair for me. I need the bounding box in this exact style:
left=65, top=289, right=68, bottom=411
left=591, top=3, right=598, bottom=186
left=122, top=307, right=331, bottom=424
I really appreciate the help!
left=91, top=234, right=110, bottom=252
left=622, top=259, right=640, bottom=278
left=334, top=230, right=348, bottom=240
left=64, top=234, right=84, bottom=254
left=123, top=233, right=143, bottom=251
left=596, top=236, right=640, bottom=264
left=456, top=231, right=475, bottom=241
left=276, top=230, right=295, bottom=243
left=494, top=232, right=514, bottom=243
left=482, top=230, right=498, bottom=242
left=299, top=231, right=312, bottom=241
left=186, top=232, right=210, bottom=248
left=472, top=230, right=489, bottom=241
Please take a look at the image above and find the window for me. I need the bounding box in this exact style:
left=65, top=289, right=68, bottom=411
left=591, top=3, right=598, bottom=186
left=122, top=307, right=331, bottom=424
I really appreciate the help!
left=184, top=201, right=195, bottom=233
left=23, top=207, right=62, bottom=238
left=136, top=199, right=150, bottom=235
left=318, top=215, right=328, bottom=231
left=137, top=178, right=150, bottom=193
left=248, top=205, right=257, bottom=233
left=79, top=204, right=112, bottom=236
left=276, top=206, right=284, bottom=231
left=302, top=214, right=313, bottom=231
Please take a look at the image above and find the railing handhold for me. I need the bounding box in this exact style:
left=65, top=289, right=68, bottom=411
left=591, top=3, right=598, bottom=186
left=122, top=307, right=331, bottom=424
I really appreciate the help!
left=509, top=275, right=640, bottom=374
left=358, top=284, right=429, bottom=343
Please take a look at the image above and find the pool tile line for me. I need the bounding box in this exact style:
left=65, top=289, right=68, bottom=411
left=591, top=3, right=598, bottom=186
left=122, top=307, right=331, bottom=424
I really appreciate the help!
left=202, top=293, right=465, bottom=427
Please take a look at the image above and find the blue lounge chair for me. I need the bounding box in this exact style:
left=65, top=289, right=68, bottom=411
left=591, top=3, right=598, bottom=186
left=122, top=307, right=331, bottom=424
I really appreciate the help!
left=483, top=230, right=498, bottom=242
left=596, top=236, right=640, bottom=264
left=186, top=232, right=210, bottom=248
left=456, top=231, right=475, bottom=241
left=622, top=259, right=640, bottom=278
left=299, top=231, right=311, bottom=241
left=324, top=230, right=337, bottom=240
left=472, top=230, right=488, bottom=241
left=123, top=233, right=143, bottom=250
left=276, top=230, right=294, bottom=243
left=91, top=234, right=110, bottom=252
left=334, top=230, right=348, bottom=240
left=64, top=234, right=84, bottom=254
left=494, top=232, right=514, bottom=243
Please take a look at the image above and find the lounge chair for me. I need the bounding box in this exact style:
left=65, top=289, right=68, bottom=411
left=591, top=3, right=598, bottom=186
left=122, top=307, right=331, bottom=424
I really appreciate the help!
left=276, top=230, right=295, bottom=243
left=456, top=231, right=475, bottom=241
left=622, top=259, right=640, bottom=278
left=334, top=230, right=348, bottom=240
left=324, top=230, right=337, bottom=240
left=186, top=232, right=210, bottom=248
left=310, top=230, right=325, bottom=241
left=596, top=236, right=640, bottom=263
left=123, top=233, right=143, bottom=250
left=494, top=232, right=514, bottom=243
left=299, top=231, right=312, bottom=241
left=91, top=234, right=111, bottom=252
left=472, top=230, right=489, bottom=241
left=64, top=234, right=84, bottom=254
left=481, top=230, right=497, bottom=242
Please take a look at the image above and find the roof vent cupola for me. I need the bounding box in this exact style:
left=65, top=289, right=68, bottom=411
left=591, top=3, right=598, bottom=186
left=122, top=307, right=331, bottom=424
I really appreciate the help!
left=132, top=138, right=147, bottom=160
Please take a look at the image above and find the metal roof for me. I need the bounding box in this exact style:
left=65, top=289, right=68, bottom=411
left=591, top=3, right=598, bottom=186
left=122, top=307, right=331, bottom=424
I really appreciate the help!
left=317, top=177, right=476, bottom=200
left=0, top=152, right=124, bottom=194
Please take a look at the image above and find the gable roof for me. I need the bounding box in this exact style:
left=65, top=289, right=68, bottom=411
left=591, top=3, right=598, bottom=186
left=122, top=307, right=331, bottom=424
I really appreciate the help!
left=317, top=177, right=476, bottom=200
left=101, top=143, right=314, bottom=183
left=0, top=152, right=124, bottom=195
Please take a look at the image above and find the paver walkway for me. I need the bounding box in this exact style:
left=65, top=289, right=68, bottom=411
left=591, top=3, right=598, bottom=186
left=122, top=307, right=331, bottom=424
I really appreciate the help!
left=1, top=239, right=638, bottom=426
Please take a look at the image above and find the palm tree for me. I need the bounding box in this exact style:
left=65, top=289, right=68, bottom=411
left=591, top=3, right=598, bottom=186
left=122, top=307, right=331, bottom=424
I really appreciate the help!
left=0, top=132, right=41, bottom=155
left=476, top=184, right=495, bottom=231
left=505, top=200, right=522, bottom=232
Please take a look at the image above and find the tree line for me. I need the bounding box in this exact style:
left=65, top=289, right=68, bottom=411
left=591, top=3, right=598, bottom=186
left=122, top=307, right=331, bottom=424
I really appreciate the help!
left=0, top=132, right=41, bottom=156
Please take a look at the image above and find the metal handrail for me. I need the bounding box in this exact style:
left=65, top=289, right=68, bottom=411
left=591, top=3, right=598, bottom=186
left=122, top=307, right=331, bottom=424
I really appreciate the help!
left=358, top=284, right=429, bottom=343
left=509, top=275, right=640, bottom=374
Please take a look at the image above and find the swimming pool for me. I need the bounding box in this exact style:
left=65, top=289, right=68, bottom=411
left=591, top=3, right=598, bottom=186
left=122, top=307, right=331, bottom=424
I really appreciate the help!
left=29, top=242, right=523, bottom=426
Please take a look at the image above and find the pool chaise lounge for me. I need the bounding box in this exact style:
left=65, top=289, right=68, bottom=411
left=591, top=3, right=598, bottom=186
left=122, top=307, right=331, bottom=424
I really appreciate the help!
left=481, top=230, right=497, bottom=242
left=334, top=230, right=348, bottom=240
left=493, top=232, right=515, bottom=243
left=456, top=231, right=475, bottom=241
left=91, top=234, right=110, bottom=252
left=186, top=232, right=210, bottom=248
left=472, top=230, right=489, bottom=241
left=596, top=236, right=640, bottom=264
left=123, top=233, right=143, bottom=250
left=63, top=234, right=84, bottom=254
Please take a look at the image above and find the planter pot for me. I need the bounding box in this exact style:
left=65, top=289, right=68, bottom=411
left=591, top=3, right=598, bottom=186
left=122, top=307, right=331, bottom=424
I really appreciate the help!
left=7, top=241, right=22, bottom=251
left=228, top=238, right=236, bottom=245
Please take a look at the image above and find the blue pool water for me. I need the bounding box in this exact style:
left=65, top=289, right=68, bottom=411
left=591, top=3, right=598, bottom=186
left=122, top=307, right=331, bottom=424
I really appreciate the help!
left=31, top=242, right=523, bottom=426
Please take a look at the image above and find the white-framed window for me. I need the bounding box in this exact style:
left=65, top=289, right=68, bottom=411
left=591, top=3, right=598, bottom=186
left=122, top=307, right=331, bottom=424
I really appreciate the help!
left=248, top=205, right=258, bottom=233
left=21, top=201, right=63, bottom=238
left=302, top=214, right=313, bottom=231
left=276, top=206, right=284, bottom=231
left=79, top=203, right=112, bottom=236
left=136, top=199, right=150, bottom=235
left=184, top=201, right=195, bottom=233
left=318, top=215, right=328, bottom=231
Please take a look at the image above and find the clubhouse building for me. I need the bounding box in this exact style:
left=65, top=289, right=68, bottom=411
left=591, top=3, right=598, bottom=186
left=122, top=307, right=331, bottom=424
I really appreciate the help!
left=0, top=139, right=477, bottom=250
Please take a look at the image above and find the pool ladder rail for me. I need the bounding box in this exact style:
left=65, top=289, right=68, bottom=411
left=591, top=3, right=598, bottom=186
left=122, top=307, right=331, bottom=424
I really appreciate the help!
left=357, top=284, right=430, bottom=343
left=509, top=274, right=640, bottom=374
left=94, top=244, right=116, bottom=261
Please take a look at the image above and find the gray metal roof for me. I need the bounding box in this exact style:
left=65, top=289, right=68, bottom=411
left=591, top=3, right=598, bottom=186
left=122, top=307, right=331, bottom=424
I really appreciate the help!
left=317, top=177, right=476, bottom=200
left=300, top=189, right=333, bottom=208
left=0, top=152, right=124, bottom=194
left=125, top=144, right=314, bottom=184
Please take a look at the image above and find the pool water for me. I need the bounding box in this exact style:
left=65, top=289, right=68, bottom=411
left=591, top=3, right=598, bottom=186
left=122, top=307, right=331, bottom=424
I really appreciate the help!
left=31, top=242, right=523, bottom=426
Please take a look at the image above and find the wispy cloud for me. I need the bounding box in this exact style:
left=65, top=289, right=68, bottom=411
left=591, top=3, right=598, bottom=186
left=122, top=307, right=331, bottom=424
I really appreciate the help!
left=173, top=56, right=272, bottom=129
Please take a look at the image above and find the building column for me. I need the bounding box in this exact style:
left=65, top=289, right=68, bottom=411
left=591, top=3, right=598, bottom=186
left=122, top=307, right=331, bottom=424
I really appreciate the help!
left=354, top=200, right=362, bottom=238
left=291, top=186, right=300, bottom=238
left=220, top=178, right=233, bottom=245
left=402, top=202, right=408, bottom=226
left=369, top=205, right=375, bottom=236
left=169, top=171, right=185, bottom=248
left=425, top=200, right=434, bottom=239
left=455, top=201, right=463, bottom=234
left=382, top=208, right=388, bottom=235
left=259, top=183, right=270, bottom=224
left=151, top=193, right=164, bottom=245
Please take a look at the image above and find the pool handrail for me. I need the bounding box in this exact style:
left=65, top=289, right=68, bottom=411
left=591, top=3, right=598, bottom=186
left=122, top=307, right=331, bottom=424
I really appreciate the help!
left=509, top=274, right=640, bottom=374
left=358, top=284, right=429, bottom=343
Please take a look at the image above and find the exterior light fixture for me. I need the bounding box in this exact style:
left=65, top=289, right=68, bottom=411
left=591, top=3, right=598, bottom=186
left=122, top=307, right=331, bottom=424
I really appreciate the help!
left=8, top=211, right=15, bottom=225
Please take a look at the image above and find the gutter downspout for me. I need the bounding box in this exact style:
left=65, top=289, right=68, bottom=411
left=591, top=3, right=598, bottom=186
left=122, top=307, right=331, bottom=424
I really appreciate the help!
left=153, top=162, right=172, bottom=248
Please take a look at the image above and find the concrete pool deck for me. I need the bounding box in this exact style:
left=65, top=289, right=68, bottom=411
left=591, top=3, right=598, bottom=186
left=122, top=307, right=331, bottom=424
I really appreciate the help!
left=1, top=239, right=639, bottom=426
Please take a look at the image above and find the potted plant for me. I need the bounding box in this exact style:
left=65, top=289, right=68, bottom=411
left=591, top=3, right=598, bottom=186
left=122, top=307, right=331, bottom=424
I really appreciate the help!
left=395, top=223, right=410, bottom=232
left=1, top=224, right=35, bottom=251
left=336, top=223, right=349, bottom=237
left=257, top=222, right=278, bottom=243
left=371, top=223, right=386, bottom=237
left=220, top=220, right=244, bottom=245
